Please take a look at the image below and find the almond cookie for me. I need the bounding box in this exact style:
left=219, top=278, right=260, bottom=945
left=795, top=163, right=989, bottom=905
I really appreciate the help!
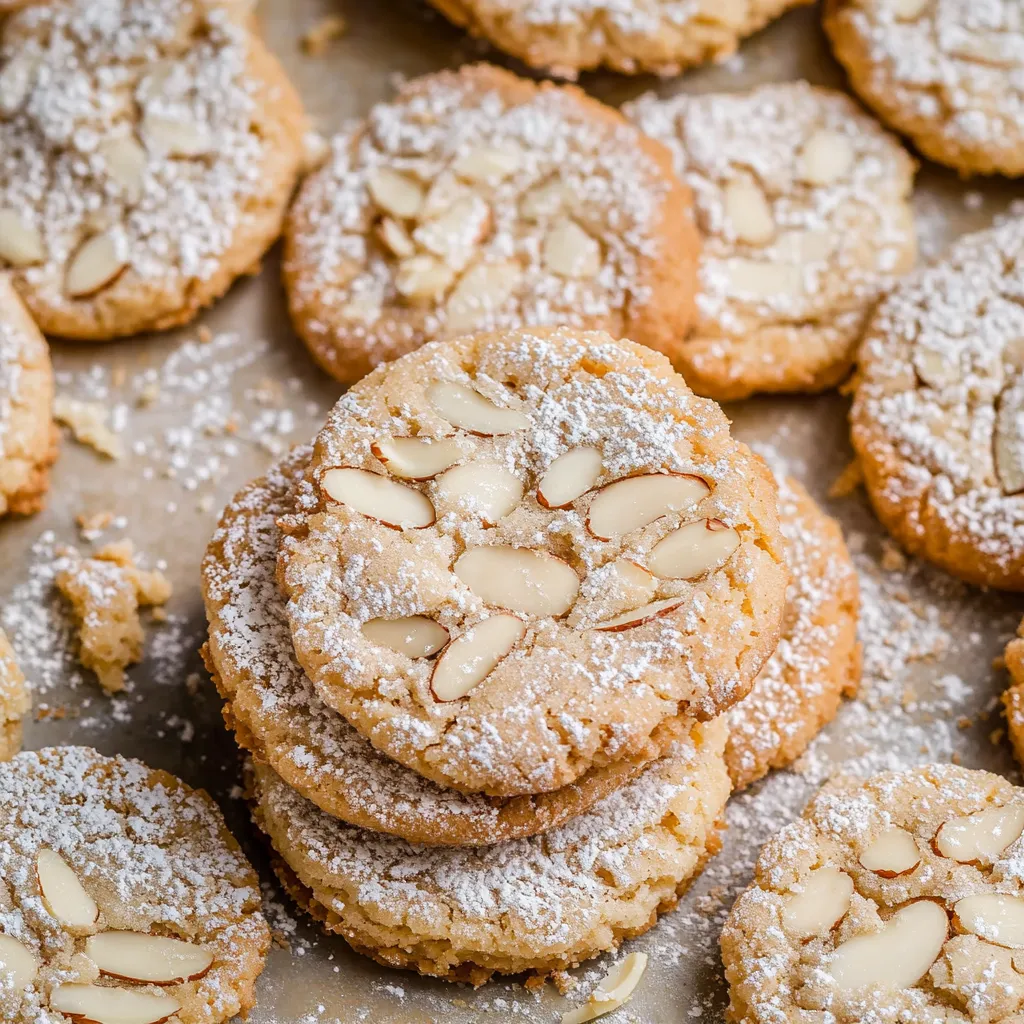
left=726, top=475, right=861, bottom=791
left=279, top=326, right=788, bottom=798
left=0, top=627, right=29, bottom=760
left=824, top=0, right=1024, bottom=177
left=250, top=718, right=730, bottom=984
left=0, top=275, right=56, bottom=516
left=0, top=745, right=270, bottom=1024
left=722, top=764, right=1024, bottom=1024
left=283, top=64, right=699, bottom=385
left=204, top=446, right=695, bottom=846
left=1002, top=621, right=1024, bottom=767
left=624, top=82, right=917, bottom=401
left=0, top=0, right=307, bottom=340
left=424, top=0, right=812, bottom=78
left=851, top=217, right=1024, bottom=591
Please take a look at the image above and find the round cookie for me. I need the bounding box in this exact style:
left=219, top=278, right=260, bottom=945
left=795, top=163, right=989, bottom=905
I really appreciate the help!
left=0, top=275, right=56, bottom=516
left=203, top=446, right=695, bottom=846
left=279, top=326, right=788, bottom=798
left=824, top=0, right=1024, bottom=178
left=0, top=627, right=29, bottom=760
left=424, top=0, right=812, bottom=78
left=624, top=81, right=917, bottom=401
left=0, top=0, right=307, bottom=340
left=722, top=764, right=1024, bottom=1024
left=726, top=475, right=861, bottom=791
left=283, top=63, right=700, bottom=385
left=0, top=745, right=269, bottom=1024
left=851, top=217, right=1024, bottom=591
left=1002, top=621, right=1024, bottom=767
left=250, top=717, right=730, bottom=984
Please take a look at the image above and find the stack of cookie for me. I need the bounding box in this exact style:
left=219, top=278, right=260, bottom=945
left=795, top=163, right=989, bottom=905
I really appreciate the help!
left=201, top=324, right=863, bottom=982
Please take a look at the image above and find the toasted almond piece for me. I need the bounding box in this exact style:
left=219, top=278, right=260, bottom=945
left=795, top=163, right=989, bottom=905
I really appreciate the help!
left=859, top=828, right=921, bottom=877
left=936, top=804, right=1024, bottom=863
left=593, top=596, right=685, bottom=632
left=723, top=178, right=775, bottom=246
left=538, top=447, right=603, bottom=509
left=97, top=135, right=147, bottom=199
left=371, top=436, right=466, bottom=480
left=561, top=952, right=648, bottom=1024
left=830, top=900, right=949, bottom=991
left=648, top=519, right=741, bottom=580
left=361, top=616, right=449, bottom=658
left=37, top=849, right=99, bottom=931
left=49, top=984, right=181, bottom=1024
left=586, top=474, right=710, bottom=541
left=395, top=254, right=455, bottom=302
left=65, top=231, right=128, bottom=299
left=452, top=144, right=522, bottom=183
left=798, top=130, right=854, bottom=186
left=142, top=114, right=210, bottom=158
left=431, top=614, right=525, bottom=701
left=995, top=379, right=1024, bottom=496
left=0, top=934, right=38, bottom=990
left=413, top=195, right=491, bottom=273
left=435, top=462, right=523, bottom=524
left=782, top=867, right=854, bottom=939
left=85, top=932, right=213, bottom=985
left=728, top=258, right=805, bottom=300
left=520, top=179, right=569, bottom=223
left=456, top=547, right=579, bottom=617
left=543, top=218, right=601, bottom=279
left=426, top=382, right=529, bottom=435
left=893, top=0, right=928, bottom=16
left=320, top=467, right=435, bottom=528
left=420, top=172, right=473, bottom=221
left=368, top=167, right=424, bottom=219
left=954, top=894, right=1024, bottom=948
left=444, top=260, right=522, bottom=333
left=0, top=52, right=40, bottom=117
left=0, top=209, right=46, bottom=267
left=376, top=217, right=415, bottom=259
left=914, top=344, right=958, bottom=389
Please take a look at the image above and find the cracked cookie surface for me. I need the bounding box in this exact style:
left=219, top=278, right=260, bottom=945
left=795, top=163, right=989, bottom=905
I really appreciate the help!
left=851, top=217, right=1024, bottom=590
left=625, top=81, right=917, bottom=401
left=0, top=0, right=306, bottom=339
left=283, top=63, right=699, bottom=385
left=279, top=326, right=787, bottom=798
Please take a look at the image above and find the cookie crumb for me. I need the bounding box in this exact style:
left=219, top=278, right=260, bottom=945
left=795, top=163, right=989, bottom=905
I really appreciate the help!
left=53, top=396, right=125, bottom=459
left=880, top=540, right=908, bottom=573
left=828, top=458, right=863, bottom=499
left=301, top=14, right=347, bottom=55
left=76, top=509, right=115, bottom=539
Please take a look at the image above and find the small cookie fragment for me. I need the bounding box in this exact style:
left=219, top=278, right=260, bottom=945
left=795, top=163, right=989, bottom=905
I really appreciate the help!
left=1002, top=621, right=1024, bottom=766
left=852, top=217, right=1024, bottom=590
left=726, top=476, right=861, bottom=790
left=723, top=764, right=1024, bottom=1023
left=53, top=395, right=124, bottom=459
left=0, top=746, right=269, bottom=1023
left=0, top=628, right=30, bottom=761
left=284, top=63, right=700, bottom=384
left=56, top=540, right=172, bottom=693
left=0, top=276, right=57, bottom=517
left=425, top=0, right=813, bottom=77
left=824, top=0, right=1024, bottom=177
left=625, top=81, right=917, bottom=401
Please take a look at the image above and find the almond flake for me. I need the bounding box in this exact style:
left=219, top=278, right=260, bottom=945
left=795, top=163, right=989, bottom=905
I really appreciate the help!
left=592, top=596, right=685, bottom=632
left=561, top=952, right=648, bottom=1024
left=859, top=828, right=921, bottom=877
left=537, top=447, right=603, bottom=509
left=371, top=435, right=467, bottom=480
left=36, top=849, right=99, bottom=932
left=893, top=0, right=928, bottom=16
left=728, top=258, right=805, bottom=300
left=0, top=52, right=40, bottom=118
left=520, top=179, right=569, bottom=222
left=0, top=934, right=38, bottom=991
left=935, top=803, right=1024, bottom=863
left=376, top=217, right=415, bottom=259
left=648, top=519, right=740, bottom=580
left=995, top=378, right=1024, bottom=495
left=97, top=135, right=147, bottom=200
left=413, top=195, right=491, bottom=272
left=320, top=467, right=436, bottom=529
left=85, top=932, right=213, bottom=985
left=452, top=144, right=522, bottom=182
left=543, top=218, right=601, bottom=279
left=395, top=254, right=455, bottom=302
left=798, top=130, right=854, bottom=186
left=435, top=462, right=523, bottom=524
left=0, top=208, right=46, bottom=267
left=426, top=382, right=529, bottom=435
left=49, top=984, right=181, bottom=1024
left=782, top=867, right=854, bottom=938
left=368, top=167, right=424, bottom=219
left=723, top=178, right=775, bottom=245
left=431, top=614, right=525, bottom=701
left=455, top=546, right=579, bottom=617
left=142, top=114, right=211, bottom=158
left=420, top=172, right=473, bottom=220
left=586, top=473, right=710, bottom=541
left=954, top=894, right=1024, bottom=948
left=444, top=260, right=522, bottom=333
left=65, top=231, right=128, bottom=299
left=361, top=616, right=449, bottom=659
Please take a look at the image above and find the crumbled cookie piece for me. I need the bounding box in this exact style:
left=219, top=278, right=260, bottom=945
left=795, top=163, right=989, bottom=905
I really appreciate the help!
left=56, top=540, right=172, bottom=693
left=0, top=628, right=30, bottom=760
left=301, top=14, right=347, bottom=55
left=53, top=396, right=124, bottom=460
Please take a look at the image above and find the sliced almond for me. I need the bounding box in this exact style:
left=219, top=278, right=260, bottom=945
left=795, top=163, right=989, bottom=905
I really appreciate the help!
left=0, top=934, right=38, bottom=990
left=798, top=130, right=854, bottom=186
left=413, top=195, right=491, bottom=273
left=914, top=344, right=958, bottom=389
left=395, top=254, right=455, bottom=302
left=893, top=0, right=929, bottom=17
left=995, top=378, right=1024, bottom=496
left=361, top=616, right=449, bottom=658
left=444, top=260, right=522, bottom=333
left=859, top=828, right=921, bottom=877
left=85, top=932, right=213, bottom=985
left=543, top=219, right=601, bottom=279
left=37, top=849, right=99, bottom=932
left=452, top=144, right=522, bottom=183
left=727, top=258, right=805, bottom=300
left=954, top=894, right=1024, bottom=948
left=607, top=559, right=658, bottom=598
left=537, top=447, right=603, bottom=509
left=376, top=217, right=415, bottom=259
left=367, top=167, right=424, bottom=219
left=829, top=900, right=949, bottom=991
left=371, top=436, right=466, bottom=480
left=0, top=52, right=40, bottom=118
left=648, top=519, right=740, bottom=580
left=520, top=179, right=568, bottom=223
left=0, top=209, right=46, bottom=268
left=782, top=867, right=854, bottom=939
left=561, top=952, right=647, bottom=1024
left=97, top=135, right=147, bottom=199
left=49, top=984, right=181, bottom=1024
left=142, top=114, right=210, bottom=158
left=455, top=547, right=579, bottom=617
left=420, top=172, right=473, bottom=221
left=435, top=462, right=523, bottom=524
left=723, top=178, right=775, bottom=246
left=320, top=467, right=435, bottom=528
left=948, top=32, right=1017, bottom=67
left=426, top=382, right=529, bottom=436
left=936, top=804, right=1024, bottom=863
left=593, top=596, right=685, bottom=632
left=430, top=614, right=525, bottom=701
left=65, top=231, right=128, bottom=299
left=586, top=474, right=710, bottom=541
